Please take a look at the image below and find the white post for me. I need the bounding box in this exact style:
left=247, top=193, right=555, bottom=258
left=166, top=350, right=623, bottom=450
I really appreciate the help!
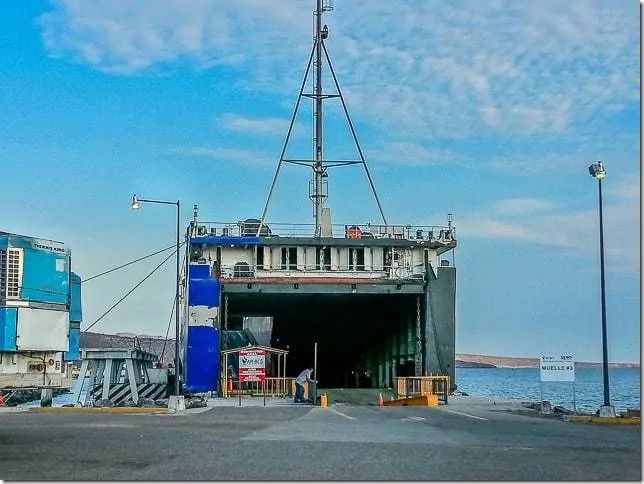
left=224, top=353, right=228, bottom=398
left=314, top=342, right=318, bottom=381
left=102, top=359, right=113, bottom=401
left=125, top=359, right=139, bottom=404
left=572, top=381, right=577, bottom=414
left=277, top=353, right=281, bottom=396
left=74, top=359, right=89, bottom=404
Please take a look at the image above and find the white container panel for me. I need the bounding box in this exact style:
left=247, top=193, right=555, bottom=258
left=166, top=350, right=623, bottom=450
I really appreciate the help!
left=16, top=308, right=69, bottom=351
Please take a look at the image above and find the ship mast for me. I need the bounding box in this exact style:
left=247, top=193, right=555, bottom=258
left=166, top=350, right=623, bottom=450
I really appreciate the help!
left=312, top=0, right=326, bottom=236
left=257, top=0, right=387, bottom=237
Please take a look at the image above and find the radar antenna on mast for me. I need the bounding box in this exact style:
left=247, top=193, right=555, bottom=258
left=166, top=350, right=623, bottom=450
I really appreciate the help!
left=256, top=0, right=386, bottom=237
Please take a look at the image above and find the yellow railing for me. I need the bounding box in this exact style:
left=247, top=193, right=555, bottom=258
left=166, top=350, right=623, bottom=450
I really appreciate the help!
left=221, top=377, right=296, bottom=398
left=394, top=375, right=449, bottom=404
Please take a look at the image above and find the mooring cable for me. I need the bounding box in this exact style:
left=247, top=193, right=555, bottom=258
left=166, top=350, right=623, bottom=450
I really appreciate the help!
left=82, top=244, right=177, bottom=284
left=82, top=246, right=180, bottom=334
left=159, top=297, right=176, bottom=365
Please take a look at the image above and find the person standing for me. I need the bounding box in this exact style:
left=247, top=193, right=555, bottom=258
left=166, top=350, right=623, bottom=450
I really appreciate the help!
left=294, top=368, right=312, bottom=403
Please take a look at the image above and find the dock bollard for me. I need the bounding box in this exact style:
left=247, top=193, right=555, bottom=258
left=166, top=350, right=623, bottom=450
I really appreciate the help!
left=320, top=393, right=328, bottom=408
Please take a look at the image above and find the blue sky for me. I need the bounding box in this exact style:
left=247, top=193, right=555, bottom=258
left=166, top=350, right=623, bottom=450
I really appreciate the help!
left=0, top=0, right=640, bottom=362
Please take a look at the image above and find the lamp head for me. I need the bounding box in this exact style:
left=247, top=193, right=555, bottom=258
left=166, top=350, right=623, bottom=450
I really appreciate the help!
left=588, top=162, right=606, bottom=180
left=131, top=194, right=140, bottom=210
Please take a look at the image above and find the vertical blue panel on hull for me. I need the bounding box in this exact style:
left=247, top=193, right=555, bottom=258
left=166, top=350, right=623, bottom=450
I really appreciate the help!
left=0, top=307, right=18, bottom=350
left=188, top=279, right=220, bottom=307
left=64, top=322, right=80, bottom=361
left=189, top=264, right=210, bottom=279
left=65, top=273, right=82, bottom=360
left=69, top=273, right=82, bottom=322
left=185, top=326, right=220, bottom=393
left=188, top=263, right=220, bottom=307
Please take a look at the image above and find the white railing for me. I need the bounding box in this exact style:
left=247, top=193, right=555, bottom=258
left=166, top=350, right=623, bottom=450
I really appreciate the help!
left=191, top=220, right=456, bottom=243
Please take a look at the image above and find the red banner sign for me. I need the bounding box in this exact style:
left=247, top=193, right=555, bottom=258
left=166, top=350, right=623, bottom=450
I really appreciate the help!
left=238, top=349, right=266, bottom=383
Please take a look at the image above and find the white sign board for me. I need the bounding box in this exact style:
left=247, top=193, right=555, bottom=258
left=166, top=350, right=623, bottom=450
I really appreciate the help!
left=540, top=355, right=575, bottom=382
left=239, top=353, right=266, bottom=369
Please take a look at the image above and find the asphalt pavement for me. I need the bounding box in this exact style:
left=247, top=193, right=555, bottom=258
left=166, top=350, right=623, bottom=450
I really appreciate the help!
left=0, top=401, right=640, bottom=480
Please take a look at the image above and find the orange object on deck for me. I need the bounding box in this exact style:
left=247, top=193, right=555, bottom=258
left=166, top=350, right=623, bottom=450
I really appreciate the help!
left=347, top=225, right=362, bottom=238
left=383, top=394, right=439, bottom=407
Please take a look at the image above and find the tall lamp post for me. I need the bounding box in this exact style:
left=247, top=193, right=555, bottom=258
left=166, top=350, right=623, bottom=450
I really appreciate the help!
left=131, top=195, right=182, bottom=398
left=587, top=162, right=614, bottom=417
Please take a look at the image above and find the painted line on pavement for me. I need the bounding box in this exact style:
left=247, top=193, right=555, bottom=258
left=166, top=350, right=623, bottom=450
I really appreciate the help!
left=442, top=409, right=488, bottom=421
left=408, top=416, right=426, bottom=421
left=327, top=408, right=356, bottom=420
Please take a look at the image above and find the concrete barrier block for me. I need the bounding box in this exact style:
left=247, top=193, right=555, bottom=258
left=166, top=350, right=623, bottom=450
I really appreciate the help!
left=168, top=395, right=185, bottom=412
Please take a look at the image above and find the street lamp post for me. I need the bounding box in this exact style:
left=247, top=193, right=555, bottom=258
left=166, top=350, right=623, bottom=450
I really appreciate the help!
left=131, top=194, right=182, bottom=398
left=587, top=162, right=614, bottom=417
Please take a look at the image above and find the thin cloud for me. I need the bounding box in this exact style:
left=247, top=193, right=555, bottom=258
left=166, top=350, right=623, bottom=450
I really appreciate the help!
left=456, top=193, right=639, bottom=274
left=368, top=142, right=455, bottom=166
left=491, top=198, right=556, bottom=215
left=170, top=146, right=272, bottom=165
left=606, top=175, right=640, bottom=201
left=37, top=0, right=637, bottom=138
left=215, top=114, right=290, bottom=136
left=486, top=138, right=639, bottom=176
left=460, top=219, right=537, bottom=240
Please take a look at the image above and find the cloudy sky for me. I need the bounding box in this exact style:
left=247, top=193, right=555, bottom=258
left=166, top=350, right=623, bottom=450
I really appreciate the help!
left=1, top=0, right=639, bottom=362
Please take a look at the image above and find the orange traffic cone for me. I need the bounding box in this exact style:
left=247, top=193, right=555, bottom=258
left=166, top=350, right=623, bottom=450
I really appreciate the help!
left=377, top=392, right=384, bottom=407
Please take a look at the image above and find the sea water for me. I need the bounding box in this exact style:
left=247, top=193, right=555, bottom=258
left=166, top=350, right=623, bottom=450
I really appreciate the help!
left=455, top=367, right=641, bottom=413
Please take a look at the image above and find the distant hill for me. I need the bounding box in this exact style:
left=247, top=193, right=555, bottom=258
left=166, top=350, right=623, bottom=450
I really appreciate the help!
left=79, top=332, right=639, bottom=370
left=455, top=359, right=496, bottom=368
left=80, top=331, right=175, bottom=367
left=456, top=353, right=639, bottom=369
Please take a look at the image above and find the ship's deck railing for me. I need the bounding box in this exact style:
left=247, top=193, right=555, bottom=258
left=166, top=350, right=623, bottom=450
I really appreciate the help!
left=192, top=220, right=455, bottom=242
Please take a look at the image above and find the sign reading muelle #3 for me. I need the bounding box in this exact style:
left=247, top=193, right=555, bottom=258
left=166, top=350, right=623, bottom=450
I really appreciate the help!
left=540, top=355, right=575, bottom=382
left=238, top=349, right=266, bottom=383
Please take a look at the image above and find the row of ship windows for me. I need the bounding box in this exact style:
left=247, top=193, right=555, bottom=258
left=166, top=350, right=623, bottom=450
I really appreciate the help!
left=256, top=247, right=406, bottom=271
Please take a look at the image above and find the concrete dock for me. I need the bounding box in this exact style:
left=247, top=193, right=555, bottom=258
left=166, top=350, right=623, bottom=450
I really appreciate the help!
left=0, top=399, right=640, bottom=480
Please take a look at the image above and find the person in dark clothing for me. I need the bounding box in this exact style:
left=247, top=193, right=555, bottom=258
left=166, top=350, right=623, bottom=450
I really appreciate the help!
left=294, top=368, right=312, bottom=403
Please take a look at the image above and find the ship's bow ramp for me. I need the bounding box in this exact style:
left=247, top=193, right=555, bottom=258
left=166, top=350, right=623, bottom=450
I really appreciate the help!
left=184, top=222, right=457, bottom=391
